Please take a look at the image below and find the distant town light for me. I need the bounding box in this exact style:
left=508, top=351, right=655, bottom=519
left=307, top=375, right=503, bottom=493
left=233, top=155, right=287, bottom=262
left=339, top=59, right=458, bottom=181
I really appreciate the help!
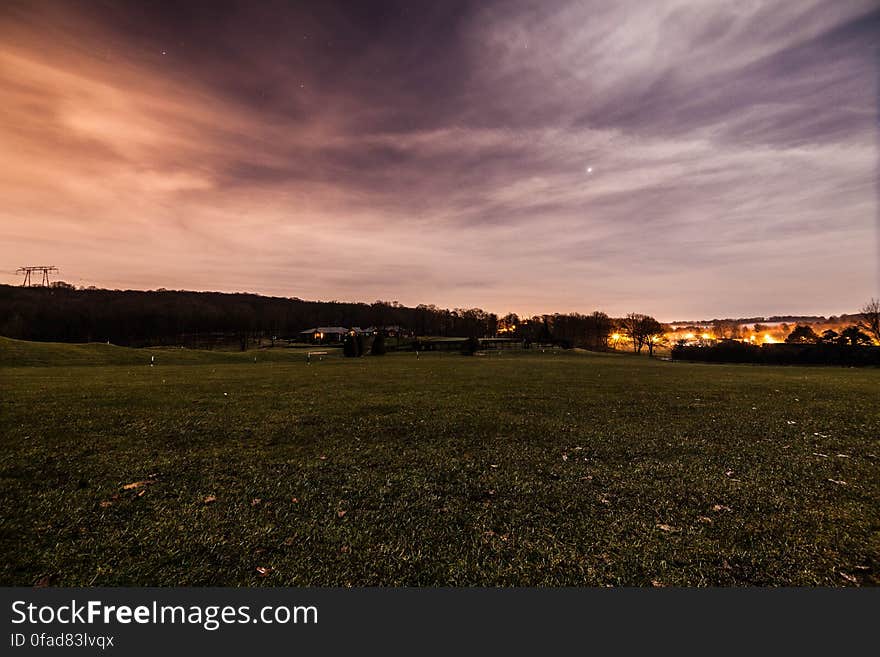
left=684, top=333, right=695, bottom=340
left=611, top=333, right=621, bottom=341
left=701, top=333, right=711, bottom=340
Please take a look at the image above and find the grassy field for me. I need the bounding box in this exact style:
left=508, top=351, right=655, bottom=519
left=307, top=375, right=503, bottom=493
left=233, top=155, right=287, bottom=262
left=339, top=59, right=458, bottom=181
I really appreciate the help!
left=1, top=336, right=877, bottom=586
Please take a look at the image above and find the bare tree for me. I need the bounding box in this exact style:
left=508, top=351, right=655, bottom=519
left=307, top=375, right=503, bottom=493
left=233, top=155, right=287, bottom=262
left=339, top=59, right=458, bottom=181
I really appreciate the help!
left=859, top=298, right=880, bottom=344
left=641, top=317, right=666, bottom=356
left=621, top=313, right=646, bottom=353
left=621, top=313, right=665, bottom=354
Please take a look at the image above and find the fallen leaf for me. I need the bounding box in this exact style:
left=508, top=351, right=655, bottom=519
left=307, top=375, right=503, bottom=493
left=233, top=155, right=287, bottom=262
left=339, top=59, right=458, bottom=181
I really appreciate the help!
left=656, top=524, right=680, bottom=533
left=489, top=464, right=499, bottom=469
left=651, top=580, right=665, bottom=588
left=697, top=516, right=713, bottom=524
left=838, top=571, right=858, bottom=584
left=203, top=495, right=217, bottom=504
left=291, top=497, right=299, bottom=503
left=283, top=537, right=296, bottom=547
left=340, top=545, right=350, bottom=554
left=136, top=489, right=146, bottom=497
left=255, top=566, right=272, bottom=577
left=122, top=480, right=155, bottom=490
left=711, top=504, right=732, bottom=512
left=33, top=575, right=52, bottom=588
left=337, top=510, right=347, bottom=518
left=827, top=479, right=847, bottom=486
left=251, top=498, right=262, bottom=506
left=99, top=501, right=113, bottom=508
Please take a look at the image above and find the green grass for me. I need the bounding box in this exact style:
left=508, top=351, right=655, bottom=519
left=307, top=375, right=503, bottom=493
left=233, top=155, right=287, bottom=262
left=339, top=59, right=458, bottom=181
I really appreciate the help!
left=0, top=337, right=877, bottom=586
left=0, top=336, right=334, bottom=367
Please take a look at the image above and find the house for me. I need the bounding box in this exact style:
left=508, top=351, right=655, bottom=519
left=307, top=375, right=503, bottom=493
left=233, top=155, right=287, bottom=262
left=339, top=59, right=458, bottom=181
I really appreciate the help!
left=299, top=327, right=350, bottom=343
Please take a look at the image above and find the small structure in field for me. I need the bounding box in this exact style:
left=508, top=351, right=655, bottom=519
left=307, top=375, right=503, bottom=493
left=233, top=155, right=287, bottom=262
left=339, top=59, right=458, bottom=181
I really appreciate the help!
left=299, top=327, right=349, bottom=343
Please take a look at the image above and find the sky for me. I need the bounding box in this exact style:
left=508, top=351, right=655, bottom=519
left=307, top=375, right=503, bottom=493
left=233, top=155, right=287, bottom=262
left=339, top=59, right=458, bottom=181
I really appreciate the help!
left=0, top=0, right=877, bottom=321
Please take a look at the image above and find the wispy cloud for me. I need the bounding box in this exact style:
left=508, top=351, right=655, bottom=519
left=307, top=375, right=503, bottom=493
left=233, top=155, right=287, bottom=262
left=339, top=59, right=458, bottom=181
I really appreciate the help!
left=0, top=0, right=876, bottom=318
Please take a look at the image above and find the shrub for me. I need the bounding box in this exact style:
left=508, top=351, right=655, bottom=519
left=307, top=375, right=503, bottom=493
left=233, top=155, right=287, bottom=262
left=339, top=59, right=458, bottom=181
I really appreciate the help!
left=671, top=342, right=880, bottom=366
left=461, top=336, right=480, bottom=355
left=370, top=333, right=386, bottom=356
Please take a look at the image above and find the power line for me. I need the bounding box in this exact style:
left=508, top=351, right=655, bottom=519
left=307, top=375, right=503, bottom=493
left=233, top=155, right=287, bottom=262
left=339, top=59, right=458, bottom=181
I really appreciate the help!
left=16, top=265, right=59, bottom=287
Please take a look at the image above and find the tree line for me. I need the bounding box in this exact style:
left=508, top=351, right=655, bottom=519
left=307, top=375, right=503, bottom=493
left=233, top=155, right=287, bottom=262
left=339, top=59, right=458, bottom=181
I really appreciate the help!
left=0, top=284, right=677, bottom=352
left=672, top=300, right=880, bottom=367
left=0, top=285, right=500, bottom=347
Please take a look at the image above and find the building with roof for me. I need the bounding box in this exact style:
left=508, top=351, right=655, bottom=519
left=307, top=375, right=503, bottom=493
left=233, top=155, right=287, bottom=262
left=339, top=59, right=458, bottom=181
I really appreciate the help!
left=299, top=327, right=350, bottom=343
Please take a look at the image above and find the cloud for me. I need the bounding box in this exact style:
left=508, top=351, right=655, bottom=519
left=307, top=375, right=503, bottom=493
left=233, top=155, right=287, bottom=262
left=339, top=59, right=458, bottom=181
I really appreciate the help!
left=0, top=0, right=876, bottom=318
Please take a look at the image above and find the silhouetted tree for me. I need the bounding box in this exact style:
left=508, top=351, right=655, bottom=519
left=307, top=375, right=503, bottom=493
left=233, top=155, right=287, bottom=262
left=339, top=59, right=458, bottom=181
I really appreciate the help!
left=641, top=317, right=666, bottom=356
left=620, top=313, right=663, bottom=354
left=499, top=313, right=519, bottom=334
left=621, top=313, right=646, bottom=353
left=585, top=311, right=613, bottom=350
left=840, top=325, right=872, bottom=346
left=785, top=325, right=820, bottom=344
left=819, top=329, right=840, bottom=344
left=859, top=298, right=880, bottom=344
left=370, top=332, right=386, bottom=355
